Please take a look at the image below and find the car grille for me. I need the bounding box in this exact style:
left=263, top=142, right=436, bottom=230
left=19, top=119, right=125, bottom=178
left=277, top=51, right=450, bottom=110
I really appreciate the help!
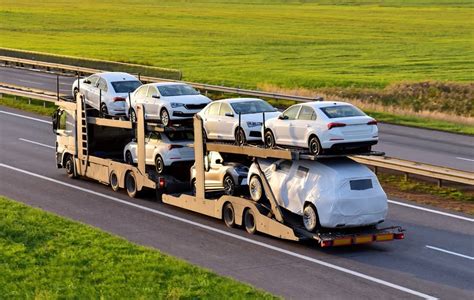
left=184, top=103, right=207, bottom=110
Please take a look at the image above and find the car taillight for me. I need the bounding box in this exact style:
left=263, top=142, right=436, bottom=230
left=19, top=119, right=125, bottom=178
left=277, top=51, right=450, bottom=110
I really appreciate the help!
left=168, top=145, right=184, bottom=150
left=113, top=97, right=126, bottom=102
left=367, top=120, right=378, bottom=125
left=327, top=122, right=346, bottom=130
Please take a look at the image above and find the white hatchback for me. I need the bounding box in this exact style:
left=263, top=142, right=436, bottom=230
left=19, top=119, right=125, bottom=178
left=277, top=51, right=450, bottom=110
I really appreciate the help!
left=264, top=101, right=378, bottom=155
left=72, top=72, right=141, bottom=116
left=247, top=158, right=388, bottom=231
left=123, top=131, right=194, bottom=174
left=126, top=82, right=211, bottom=126
left=198, top=98, right=280, bottom=144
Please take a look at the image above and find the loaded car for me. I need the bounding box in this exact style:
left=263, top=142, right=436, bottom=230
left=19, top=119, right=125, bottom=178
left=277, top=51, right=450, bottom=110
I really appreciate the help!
left=198, top=98, right=280, bottom=145
left=263, top=101, right=378, bottom=155
left=72, top=72, right=142, bottom=116
left=247, top=158, right=388, bottom=232
left=126, top=82, right=211, bottom=126
left=123, top=131, right=194, bottom=174
left=190, top=151, right=249, bottom=196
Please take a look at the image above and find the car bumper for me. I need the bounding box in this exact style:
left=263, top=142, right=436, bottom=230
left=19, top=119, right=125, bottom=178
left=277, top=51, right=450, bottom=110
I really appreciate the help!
left=320, top=212, right=386, bottom=228
left=321, top=139, right=378, bottom=150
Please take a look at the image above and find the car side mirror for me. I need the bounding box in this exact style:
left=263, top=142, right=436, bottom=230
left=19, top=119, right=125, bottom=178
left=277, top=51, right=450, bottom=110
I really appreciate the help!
left=278, top=114, right=288, bottom=120
left=224, top=112, right=234, bottom=117
left=83, top=79, right=91, bottom=84
left=152, top=95, right=160, bottom=99
left=215, top=159, right=222, bottom=164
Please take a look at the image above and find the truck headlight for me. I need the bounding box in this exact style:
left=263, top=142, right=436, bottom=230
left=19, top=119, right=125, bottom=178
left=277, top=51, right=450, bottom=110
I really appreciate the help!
left=246, top=121, right=262, bottom=128
left=171, top=103, right=185, bottom=108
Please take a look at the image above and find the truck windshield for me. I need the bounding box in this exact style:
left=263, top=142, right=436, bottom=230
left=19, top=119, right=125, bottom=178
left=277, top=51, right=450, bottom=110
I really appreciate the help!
left=230, top=101, right=277, bottom=115
left=157, top=84, right=200, bottom=97
left=111, top=80, right=142, bottom=93
left=319, top=105, right=365, bottom=119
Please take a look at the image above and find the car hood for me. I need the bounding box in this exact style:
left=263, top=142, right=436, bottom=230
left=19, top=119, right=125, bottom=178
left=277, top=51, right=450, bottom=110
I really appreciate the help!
left=162, top=95, right=211, bottom=104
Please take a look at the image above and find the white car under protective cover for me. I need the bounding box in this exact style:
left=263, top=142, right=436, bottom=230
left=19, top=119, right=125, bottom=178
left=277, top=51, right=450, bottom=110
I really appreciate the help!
left=248, top=158, right=387, bottom=230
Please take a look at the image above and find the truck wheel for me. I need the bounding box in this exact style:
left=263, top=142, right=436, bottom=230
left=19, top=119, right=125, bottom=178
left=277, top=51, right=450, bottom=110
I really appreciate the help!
left=64, top=155, right=77, bottom=178
left=303, top=204, right=319, bottom=232
left=264, top=130, right=275, bottom=148
left=249, top=175, right=264, bottom=202
left=308, top=135, right=322, bottom=155
left=223, top=203, right=236, bottom=228
left=155, top=155, right=165, bottom=174
left=160, top=108, right=170, bottom=127
left=244, top=209, right=257, bottom=234
left=109, top=171, right=119, bottom=192
left=125, top=171, right=138, bottom=198
left=223, top=175, right=235, bottom=195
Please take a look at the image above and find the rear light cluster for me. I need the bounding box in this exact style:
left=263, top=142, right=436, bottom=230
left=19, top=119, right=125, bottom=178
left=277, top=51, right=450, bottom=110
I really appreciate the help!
left=320, top=232, right=404, bottom=247
left=113, top=97, right=126, bottom=102
left=367, top=119, right=377, bottom=125
left=327, top=122, right=346, bottom=130
left=168, top=145, right=184, bottom=150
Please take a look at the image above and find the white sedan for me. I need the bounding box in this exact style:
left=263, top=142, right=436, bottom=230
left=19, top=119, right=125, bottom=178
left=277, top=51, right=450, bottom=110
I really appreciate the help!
left=126, top=82, right=211, bottom=126
left=263, top=101, right=378, bottom=155
left=123, top=131, right=194, bottom=174
left=247, top=158, right=388, bottom=231
left=198, top=98, right=280, bottom=145
left=72, top=72, right=141, bottom=116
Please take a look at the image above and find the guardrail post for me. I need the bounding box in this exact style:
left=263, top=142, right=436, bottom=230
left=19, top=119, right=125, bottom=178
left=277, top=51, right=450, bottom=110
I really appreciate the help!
left=28, top=98, right=31, bottom=105
left=437, top=179, right=442, bottom=188
left=404, top=172, right=409, bottom=181
left=43, top=101, right=46, bottom=108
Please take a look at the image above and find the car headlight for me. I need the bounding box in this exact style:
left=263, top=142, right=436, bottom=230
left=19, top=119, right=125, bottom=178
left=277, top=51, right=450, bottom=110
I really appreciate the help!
left=246, top=121, right=262, bottom=128
left=171, top=103, right=185, bottom=108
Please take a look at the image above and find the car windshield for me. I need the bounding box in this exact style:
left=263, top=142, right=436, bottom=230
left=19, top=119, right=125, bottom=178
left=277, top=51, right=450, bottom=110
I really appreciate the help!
left=157, top=85, right=200, bottom=97
left=165, top=131, right=194, bottom=141
left=319, top=105, right=365, bottom=118
left=230, top=101, right=277, bottom=115
left=111, top=80, right=142, bottom=93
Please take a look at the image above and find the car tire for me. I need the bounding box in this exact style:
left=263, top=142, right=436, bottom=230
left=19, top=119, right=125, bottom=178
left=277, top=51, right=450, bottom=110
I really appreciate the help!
left=160, top=108, right=170, bottom=127
left=264, top=130, right=275, bottom=148
left=109, top=171, right=120, bottom=192
left=125, top=171, right=138, bottom=198
left=129, top=108, right=137, bottom=123
left=100, top=103, right=108, bottom=117
left=223, top=175, right=235, bottom=195
left=244, top=208, right=257, bottom=234
left=303, top=204, right=319, bottom=232
left=64, top=154, right=77, bottom=178
left=223, top=202, right=236, bottom=228
left=249, top=175, right=264, bottom=202
left=125, top=151, right=134, bottom=165
left=235, top=127, right=246, bottom=146
left=308, top=135, right=322, bottom=155
left=155, top=155, right=165, bottom=174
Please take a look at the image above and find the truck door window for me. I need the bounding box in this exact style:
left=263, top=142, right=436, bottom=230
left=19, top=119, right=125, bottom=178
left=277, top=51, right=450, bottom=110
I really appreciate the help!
left=59, top=111, right=67, bottom=130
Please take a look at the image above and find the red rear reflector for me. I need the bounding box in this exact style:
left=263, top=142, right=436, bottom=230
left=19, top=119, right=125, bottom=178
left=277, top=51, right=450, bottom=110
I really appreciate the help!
left=394, top=233, right=405, bottom=240
left=168, top=145, right=184, bottom=150
left=159, top=177, right=165, bottom=188
left=320, top=240, right=333, bottom=247
left=367, top=120, right=377, bottom=125
left=113, top=97, right=126, bottom=102
left=327, top=122, right=346, bottom=130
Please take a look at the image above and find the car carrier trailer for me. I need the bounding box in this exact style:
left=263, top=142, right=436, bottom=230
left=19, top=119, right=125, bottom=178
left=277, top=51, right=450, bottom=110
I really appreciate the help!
left=54, top=95, right=405, bottom=247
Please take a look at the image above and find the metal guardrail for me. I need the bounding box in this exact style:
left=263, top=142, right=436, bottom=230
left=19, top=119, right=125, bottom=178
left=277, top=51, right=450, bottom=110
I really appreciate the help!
left=1, top=62, right=473, bottom=186
left=0, top=56, right=319, bottom=102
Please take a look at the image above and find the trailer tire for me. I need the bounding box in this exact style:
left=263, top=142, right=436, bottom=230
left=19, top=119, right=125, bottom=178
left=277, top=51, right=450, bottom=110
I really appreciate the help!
left=223, top=202, right=236, bottom=228
left=244, top=208, right=257, bottom=234
left=64, top=154, right=77, bottom=179
left=155, top=187, right=163, bottom=203
left=249, top=175, right=264, bottom=202
left=303, top=203, right=319, bottom=232
left=125, top=171, right=139, bottom=198
left=109, top=171, right=120, bottom=192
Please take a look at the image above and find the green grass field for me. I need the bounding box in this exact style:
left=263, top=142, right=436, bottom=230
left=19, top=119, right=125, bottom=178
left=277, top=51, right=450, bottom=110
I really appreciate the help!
left=0, top=195, right=275, bottom=299
left=0, top=0, right=472, bottom=90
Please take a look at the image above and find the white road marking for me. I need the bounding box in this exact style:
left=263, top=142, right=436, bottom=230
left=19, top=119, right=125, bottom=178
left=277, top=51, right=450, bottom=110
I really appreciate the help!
left=0, top=163, right=437, bottom=300
left=456, top=157, right=474, bottom=163
left=0, top=110, right=50, bottom=124
left=18, top=138, right=55, bottom=149
left=19, top=79, right=44, bottom=86
left=388, top=200, right=474, bottom=222
left=426, top=245, right=474, bottom=260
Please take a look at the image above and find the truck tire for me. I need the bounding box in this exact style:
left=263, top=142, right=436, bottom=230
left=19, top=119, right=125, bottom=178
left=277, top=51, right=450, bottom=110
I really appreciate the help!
left=223, top=202, right=236, bottom=228
left=125, top=171, right=138, bottom=198
left=64, top=154, right=77, bottom=179
left=303, top=203, right=319, bottom=232
left=249, top=175, right=264, bottom=202
left=244, top=208, right=257, bottom=234
left=109, top=171, right=120, bottom=192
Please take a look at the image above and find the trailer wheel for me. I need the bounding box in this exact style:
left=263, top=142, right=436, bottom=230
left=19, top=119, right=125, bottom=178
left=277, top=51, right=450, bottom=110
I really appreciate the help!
left=125, top=171, right=138, bottom=198
left=109, top=171, right=120, bottom=192
left=244, top=208, right=257, bottom=234
left=223, top=202, right=236, bottom=228
left=303, top=203, right=319, bottom=232
left=249, top=175, right=264, bottom=202
left=64, top=154, right=77, bottom=179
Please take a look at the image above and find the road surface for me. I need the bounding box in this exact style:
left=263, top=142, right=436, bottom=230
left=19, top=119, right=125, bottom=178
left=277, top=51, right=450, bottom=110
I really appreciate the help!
left=1, top=106, right=473, bottom=299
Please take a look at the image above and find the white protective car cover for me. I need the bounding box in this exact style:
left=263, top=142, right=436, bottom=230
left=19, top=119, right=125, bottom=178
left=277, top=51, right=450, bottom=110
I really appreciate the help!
left=250, top=158, right=388, bottom=228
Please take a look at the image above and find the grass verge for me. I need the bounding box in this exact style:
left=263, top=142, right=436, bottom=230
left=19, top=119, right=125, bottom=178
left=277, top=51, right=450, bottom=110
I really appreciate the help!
left=0, top=95, right=57, bottom=116
left=378, top=174, right=474, bottom=215
left=0, top=195, right=275, bottom=299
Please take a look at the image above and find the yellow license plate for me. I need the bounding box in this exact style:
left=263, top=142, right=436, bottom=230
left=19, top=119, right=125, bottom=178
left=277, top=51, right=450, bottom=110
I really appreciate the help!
left=376, top=233, right=394, bottom=242
left=354, top=235, right=373, bottom=244
left=333, top=238, right=352, bottom=246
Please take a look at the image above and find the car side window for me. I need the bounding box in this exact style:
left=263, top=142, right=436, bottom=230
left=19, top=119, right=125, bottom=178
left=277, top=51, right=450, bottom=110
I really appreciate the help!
left=219, top=103, right=233, bottom=116
left=298, top=106, right=316, bottom=121
left=282, top=105, right=300, bottom=120
left=135, top=86, right=148, bottom=100
left=87, top=75, right=99, bottom=86
left=207, top=102, right=221, bottom=116
left=97, top=78, right=108, bottom=92
left=148, top=132, right=160, bottom=142
left=277, top=160, right=292, bottom=174
left=147, top=86, right=158, bottom=98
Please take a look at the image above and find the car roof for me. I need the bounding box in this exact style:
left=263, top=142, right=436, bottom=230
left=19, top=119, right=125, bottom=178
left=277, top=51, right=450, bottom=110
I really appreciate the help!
left=147, top=82, right=188, bottom=87
left=298, top=101, right=353, bottom=109
left=215, top=98, right=264, bottom=104
left=95, top=72, right=139, bottom=81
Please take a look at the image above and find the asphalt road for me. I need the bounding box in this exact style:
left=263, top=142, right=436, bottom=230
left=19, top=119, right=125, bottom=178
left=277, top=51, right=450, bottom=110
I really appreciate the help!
left=1, top=106, right=473, bottom=299
left=1, top=66, right=473, bottom=172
